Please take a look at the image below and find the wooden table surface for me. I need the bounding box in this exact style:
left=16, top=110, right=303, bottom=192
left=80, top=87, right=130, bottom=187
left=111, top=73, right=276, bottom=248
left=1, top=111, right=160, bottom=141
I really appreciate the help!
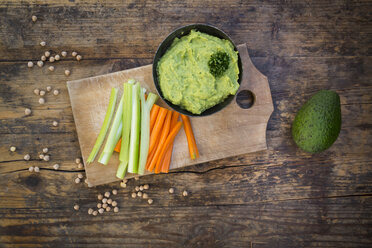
left=1, top=1, right=371, bottom=247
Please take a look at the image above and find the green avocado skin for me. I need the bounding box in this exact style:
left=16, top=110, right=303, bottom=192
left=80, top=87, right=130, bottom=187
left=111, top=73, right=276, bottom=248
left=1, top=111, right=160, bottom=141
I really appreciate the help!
left=292, top=90, right=341, bottom=153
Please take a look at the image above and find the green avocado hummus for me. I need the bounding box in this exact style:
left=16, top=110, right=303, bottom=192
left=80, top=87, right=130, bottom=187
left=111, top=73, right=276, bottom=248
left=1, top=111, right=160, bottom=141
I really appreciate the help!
left=157, top=30, right=240, bottom=114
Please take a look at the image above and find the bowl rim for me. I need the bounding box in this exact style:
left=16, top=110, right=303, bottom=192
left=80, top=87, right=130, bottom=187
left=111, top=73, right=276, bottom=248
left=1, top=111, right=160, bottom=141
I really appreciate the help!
left=152, top=23, right=242, bottom=117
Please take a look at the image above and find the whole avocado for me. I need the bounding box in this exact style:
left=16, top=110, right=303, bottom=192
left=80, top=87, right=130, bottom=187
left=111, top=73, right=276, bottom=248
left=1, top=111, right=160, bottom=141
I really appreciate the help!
left=292, top=90, right=341, bottom=153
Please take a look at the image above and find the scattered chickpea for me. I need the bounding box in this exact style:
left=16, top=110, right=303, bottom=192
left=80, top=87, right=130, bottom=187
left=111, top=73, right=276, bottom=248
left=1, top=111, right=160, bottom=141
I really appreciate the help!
left=38, top=98, right=45, bottom=104
left=28, top=166, right=34, bottom=172
left=143, top=184, right=149, bottom=190
left=64, top=69, right=70, bottom=76
left=88, top=208, right=93, bottom=215
left=75, top=158, right=81, bottom=164
left=85, top=178, right=89, bottom=184
left=27, top=61, right=34, bottom=68
left=98, top=208, right=104, bottom=214
left=107, top=199, right=113, bottom=205
left=142, top=193, right=148, bottom=199
left=105, top=206, right=111, bottom=212
left=169, top=188, right=174, bottom=194
left=134, top=176, right=140, bottom=181
left=34, top=166, right=40, bottom=172
left=147, top=199, right=153, bottom=205
left=72, top=51, right=77, bottom=57
left=42, top=148, right=48, bottom=153
left=111, top=201, right=117, bottom=207
left=32, top=15, right=37, bottom=22
left=135, top=186, right=140, bottom=192
left=34, top=89, right=40, bottom=95
left=92, top=210, right=98, bottom=216
left=43, top=155, right=50, bottom=161
left=24, top=154, right=30, bottom=161
left=182, top=190, right=188, bottom=197
left=74, top=204, right=79, bottom=211
left=61, top=51, right=67, bottom=57
left=139, top=185, right=144, bottom=191
left=76, top=55, right=82, bottom=61
left=112, top=189, right=118, bottom=195
left=41, top=55, right=46, bottom=61
left=75, top=178, right=80, bottom=184
left=49, top=57, right=55, bottom=63
left=97, top=194, right=103, bottom=200
left=77, top=173, right=83, bottom=179
left=78, top=163, right=84, bottom=169
left=44, top=51, right=50, bottom=57
left=137, top=192, right=142, bottom=197
left=104, top=192, right=110, bottom=198
left=40, top=41, right=46, bottom=47
left=46, top=86, right=52, bottom=92
left=39, top=154, right=44, bottom=159
left=114, top=207, right=119, bottom=213
left=55, top=54, right=60, bottom=61
left=25, top=108, right=31, bottom=116
left=102, top=203, right=108, bottom=209
left=39, top=90, right=46, bottom=96
left=97, top=203, right=102, bottom=208
left=53, top=163, right=59, bottom=170
left=131, top=192, right=136, bottom=198
left=37, top=61, right=44, bottom=67
left=52, top=121, right=58, bottom=127
left=48, top=66, right=54, bottom=72
left=102, top=198, right=107, bottom=204
left=120, top=182, right=127, bottom=188
left=10, top=146, right=16, bottom=152
left=53, top=89, right=59, bottom=96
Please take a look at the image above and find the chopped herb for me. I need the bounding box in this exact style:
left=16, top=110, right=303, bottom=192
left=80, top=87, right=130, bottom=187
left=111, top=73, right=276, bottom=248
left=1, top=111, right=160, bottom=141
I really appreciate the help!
left=208, top=51, right=230, bottom=77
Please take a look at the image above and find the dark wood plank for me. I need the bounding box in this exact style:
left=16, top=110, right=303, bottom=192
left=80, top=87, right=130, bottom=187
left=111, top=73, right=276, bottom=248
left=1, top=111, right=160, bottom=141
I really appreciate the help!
left=0, top=0, right=372, bottom=247
left=0, top=0, right=371, bottom=60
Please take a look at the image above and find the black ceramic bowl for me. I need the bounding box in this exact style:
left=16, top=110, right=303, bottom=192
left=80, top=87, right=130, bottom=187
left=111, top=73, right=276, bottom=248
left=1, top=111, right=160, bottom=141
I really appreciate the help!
left=152, top=24, right=243, bottom=117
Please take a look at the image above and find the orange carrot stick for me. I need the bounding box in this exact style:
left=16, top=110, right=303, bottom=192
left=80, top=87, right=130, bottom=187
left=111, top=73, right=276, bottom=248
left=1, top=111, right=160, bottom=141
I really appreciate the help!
left=154, top=121, right=183, bottom=172
left=181, top=115, right=199, bottom=159
left=148, top=107, right=167, bottom=155
left=150, top=105, right=160, bottom=134
left=160, top=112, right=180, bottom=172
left=160, top=144, right=173, bottom=173
left=145, top=144, right=157, bottom=170
left=148, top=110, right=172, bottom=172
left=114, top=138, right=122, bottom=153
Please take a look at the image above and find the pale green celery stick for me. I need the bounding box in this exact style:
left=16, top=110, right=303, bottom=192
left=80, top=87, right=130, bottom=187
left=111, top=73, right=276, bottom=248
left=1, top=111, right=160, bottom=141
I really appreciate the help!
left=138, top=91, right=158, bottom=174
left=117, top=80, right=134, bottom=179
left=127, top=82, right=141, bottom=173
left=119, top=80, right=134, bottom=162
left=98, top=94, right=125, bottom=165
left=86, top=88, right=118, bottom=164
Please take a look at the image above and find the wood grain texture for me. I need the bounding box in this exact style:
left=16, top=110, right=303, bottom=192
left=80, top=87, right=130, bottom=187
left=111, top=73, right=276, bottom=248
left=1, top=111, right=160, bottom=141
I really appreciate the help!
left=67, top=43, right=273, bottom=186
left=0, top=0, right=372, bottom=247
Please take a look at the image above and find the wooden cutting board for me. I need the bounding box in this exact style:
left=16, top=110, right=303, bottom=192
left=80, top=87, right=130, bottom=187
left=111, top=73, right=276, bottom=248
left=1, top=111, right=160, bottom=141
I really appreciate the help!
left=67, top=43, right=273, bottom=186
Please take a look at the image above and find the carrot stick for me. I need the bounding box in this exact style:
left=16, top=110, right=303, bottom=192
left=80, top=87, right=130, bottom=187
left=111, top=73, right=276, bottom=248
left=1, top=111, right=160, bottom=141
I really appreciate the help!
left=150, top=105, right=160, bottom=133
left=114, top=138, right=122, bottom=153
left=148, top=107, right=167, bottom=155
left=154, top=121, right=183, bottom=172
left=148, top=110, right=172, bottom=173
left=160, top=112, right=179, bottom=172
left=145, top=144, right=157, bottom=170
left=181, top=115, right=199, bottom=159
left=160, top=144, right=173, bottom=173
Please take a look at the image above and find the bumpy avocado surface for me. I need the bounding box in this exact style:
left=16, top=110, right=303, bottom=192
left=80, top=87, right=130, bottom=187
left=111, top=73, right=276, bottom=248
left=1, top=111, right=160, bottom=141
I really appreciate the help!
left=292, top=90, right=341, bottom=153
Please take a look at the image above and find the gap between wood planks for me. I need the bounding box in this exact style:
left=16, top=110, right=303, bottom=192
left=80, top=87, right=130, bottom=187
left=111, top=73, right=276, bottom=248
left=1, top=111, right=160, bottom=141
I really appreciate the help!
left=0, top=55, right=371, bottom=63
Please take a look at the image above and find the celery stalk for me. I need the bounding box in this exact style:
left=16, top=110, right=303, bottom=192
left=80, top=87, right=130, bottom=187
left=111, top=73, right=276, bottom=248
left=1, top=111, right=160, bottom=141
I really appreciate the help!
left=86, top=88, right=118, bottom=164
left=138, top=91, right=158, bottom=174
left=117, top=79, right=134, bottom=179
left=98, top=93, right=124, bottom=165
left=127, top=82, right=141, bottom=173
